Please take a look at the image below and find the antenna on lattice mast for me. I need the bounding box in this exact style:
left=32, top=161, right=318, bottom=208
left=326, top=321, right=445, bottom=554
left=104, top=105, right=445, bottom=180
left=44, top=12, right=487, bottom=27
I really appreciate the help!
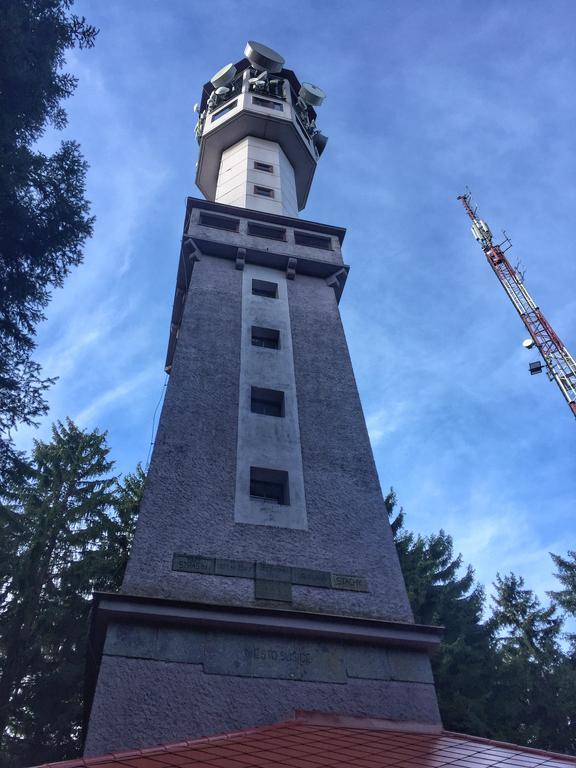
left=457, top=190, right=576, bottom=420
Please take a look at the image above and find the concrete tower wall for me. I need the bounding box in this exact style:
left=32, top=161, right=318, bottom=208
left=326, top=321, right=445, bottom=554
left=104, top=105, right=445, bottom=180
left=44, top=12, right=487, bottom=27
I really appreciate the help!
left=121, top=243, right=413, bottom=623
left=85, top=41, right=442, bottom=755
left=84, top=212, right=441, bottom=755
left=215, top=136, right=298, bottom=217
left=85, top=647, right=440, bottom=755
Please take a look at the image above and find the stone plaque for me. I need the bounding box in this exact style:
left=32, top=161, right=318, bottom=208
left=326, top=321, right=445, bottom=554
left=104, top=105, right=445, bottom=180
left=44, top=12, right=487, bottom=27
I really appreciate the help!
left=346, top=646, right=391, bottom=681
left=105, top=623, right=158, bottom=659
left=214, top=558, right=255, bottom=579
left=255, top=562, right=292, bottom=582
left=203, top=634, right=346, bottom=684
left=172, top=553, right=215, bottom=575
left=291, top=567, right=332, bottom=589
left=254, top=579, right=293, bottom=602
left=330, top=573, right=369, bottom=592
left=388, top=649, right=434, bottom=683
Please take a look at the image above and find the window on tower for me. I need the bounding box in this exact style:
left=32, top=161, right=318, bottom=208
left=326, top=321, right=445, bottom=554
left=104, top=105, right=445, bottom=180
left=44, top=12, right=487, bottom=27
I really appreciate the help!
left=251, top=386, right=285, bottom=417
left=247, top=222, right=286, bottom=241
left=252, top=96, right=284, bottom=112
left=199, top=212, right=240, bottom=232
left=210, top=100, right=238, bottom=122
left=251, top=326, right=280, bottom=349
left=254, top=185, right=274, bottom=198
left=294, top=231, right=333, bottom=250
left=254, top=161, right=274, bottom=173
left=250, top=467, right=290, bottom=505
left=252, top=279, right=278, bottom=299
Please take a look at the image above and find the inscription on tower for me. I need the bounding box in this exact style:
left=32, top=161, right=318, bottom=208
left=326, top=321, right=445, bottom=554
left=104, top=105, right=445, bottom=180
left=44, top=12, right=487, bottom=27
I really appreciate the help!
left=172, top=553, right=369, bottom=599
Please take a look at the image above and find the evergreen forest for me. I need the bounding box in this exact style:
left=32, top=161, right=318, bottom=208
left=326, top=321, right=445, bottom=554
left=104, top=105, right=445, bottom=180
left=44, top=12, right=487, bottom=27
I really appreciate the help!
left=1, top=1, right=575, bottom=766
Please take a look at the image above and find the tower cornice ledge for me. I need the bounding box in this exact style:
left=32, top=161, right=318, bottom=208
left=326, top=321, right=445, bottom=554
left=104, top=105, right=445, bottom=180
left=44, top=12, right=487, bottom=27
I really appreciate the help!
left=165, top=198, right=349, bottom=372
left=184, top=197, right=347, bottom=243
left=89, top=591, right=443, bottom=649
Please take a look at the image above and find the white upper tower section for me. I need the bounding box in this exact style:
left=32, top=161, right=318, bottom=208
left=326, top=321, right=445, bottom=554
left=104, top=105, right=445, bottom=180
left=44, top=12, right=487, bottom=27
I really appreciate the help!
left=215, top=137, right=298, bottom=216
left=194, top=41, right=328, bottom=217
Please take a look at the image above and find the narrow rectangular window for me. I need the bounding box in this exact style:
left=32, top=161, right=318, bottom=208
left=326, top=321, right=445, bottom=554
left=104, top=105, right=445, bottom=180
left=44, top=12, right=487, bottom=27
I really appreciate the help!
left=294, top=231, right=332, bottom=250
left=250, top=467, right=289, bottom=505
left=247, top=222, right=286, bottom=241
left=254, top=185, right=274, bottom=198
left=252, top=96, right=284, bottom=111
left=251, top=326, right=280, bottom=349
left=251, top=387, right=285, bottom=417
left=254, top=161, right=274, bottom=173
left=252, top=279, right=278, bottom=298
left=199, top=213, right=239, bottom=232
left=210, top=100, right=238, bottom=122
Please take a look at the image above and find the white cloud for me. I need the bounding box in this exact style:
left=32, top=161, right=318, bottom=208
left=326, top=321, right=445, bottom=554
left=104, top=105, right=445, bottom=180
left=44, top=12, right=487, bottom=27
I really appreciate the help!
left=74, top=366, right=158, bottom=427
left=367, top=401, right=410, bottom=446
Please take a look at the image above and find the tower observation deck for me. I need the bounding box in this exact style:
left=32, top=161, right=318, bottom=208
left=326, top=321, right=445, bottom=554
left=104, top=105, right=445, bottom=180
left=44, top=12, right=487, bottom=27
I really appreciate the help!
left=83, top=42, right=442, bottom=756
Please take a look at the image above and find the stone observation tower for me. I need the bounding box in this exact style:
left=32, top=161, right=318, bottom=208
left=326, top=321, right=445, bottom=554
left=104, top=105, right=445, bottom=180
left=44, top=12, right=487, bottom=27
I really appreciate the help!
left=84, top=42, right=442, bottom=755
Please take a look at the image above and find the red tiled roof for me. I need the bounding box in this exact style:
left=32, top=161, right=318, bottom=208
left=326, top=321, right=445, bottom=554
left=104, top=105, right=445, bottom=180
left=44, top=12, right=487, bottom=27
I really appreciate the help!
left=35, top=713, right=576, bottom=768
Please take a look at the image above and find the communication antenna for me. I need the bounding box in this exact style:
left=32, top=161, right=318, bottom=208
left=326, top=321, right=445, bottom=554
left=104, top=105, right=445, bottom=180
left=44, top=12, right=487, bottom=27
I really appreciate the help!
left=299, top=82, right=326, bottom=107
left=210, top=63, right=237, bottom=89
left=458, top=191, right=576, bottom=419
left=244, top=41, right=285, bottom=73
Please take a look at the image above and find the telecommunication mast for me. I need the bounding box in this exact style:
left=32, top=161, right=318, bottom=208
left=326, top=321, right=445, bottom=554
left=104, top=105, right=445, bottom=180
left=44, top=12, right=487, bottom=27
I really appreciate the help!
left=458, top=191, right=576, bottom=419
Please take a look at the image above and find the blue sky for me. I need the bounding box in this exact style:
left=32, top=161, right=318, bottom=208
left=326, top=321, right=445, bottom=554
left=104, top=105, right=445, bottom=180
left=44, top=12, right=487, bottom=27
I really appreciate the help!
left=18, top=0, right=576, bottom=608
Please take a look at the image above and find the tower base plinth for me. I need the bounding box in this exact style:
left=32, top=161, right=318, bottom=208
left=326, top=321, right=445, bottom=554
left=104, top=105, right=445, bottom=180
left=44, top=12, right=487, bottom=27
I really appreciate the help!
left=84, top=593, right=442, bottom=755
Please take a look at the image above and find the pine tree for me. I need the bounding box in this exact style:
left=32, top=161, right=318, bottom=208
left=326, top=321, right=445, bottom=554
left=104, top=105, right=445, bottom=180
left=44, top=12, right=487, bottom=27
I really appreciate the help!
left=0, top=1, right=97, bottom=474
left=489, top=573, right=576, bottom=753
left=549, top=550, right=576, bottom=619
left=0, top=421, right=144, bottom=766
left=385, top=491, right=496, bottom=736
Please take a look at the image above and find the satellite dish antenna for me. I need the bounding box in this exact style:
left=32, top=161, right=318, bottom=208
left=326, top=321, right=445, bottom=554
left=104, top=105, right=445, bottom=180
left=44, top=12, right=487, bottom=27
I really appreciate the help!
left=193, top=103, right=200, bottom=113
left=522, top=338, right=535, bottom=350
left=313, top=132, right=328, bottom=155
left=215, top=86, right=230, bottom=96
left=244, top=41, right=285, bottom=73
left=299, top=82, right=326, bottom=107
left=210, top=63, right=236, bottom=89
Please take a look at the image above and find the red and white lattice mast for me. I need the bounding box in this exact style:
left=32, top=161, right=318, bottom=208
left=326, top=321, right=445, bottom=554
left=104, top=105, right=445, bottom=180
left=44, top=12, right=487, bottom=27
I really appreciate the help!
left=458, top=191, right=576, bottom=419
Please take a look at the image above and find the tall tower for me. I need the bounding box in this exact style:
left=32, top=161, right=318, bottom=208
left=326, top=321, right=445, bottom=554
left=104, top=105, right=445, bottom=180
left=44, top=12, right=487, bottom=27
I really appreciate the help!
left=84, top=42, right=441, bottom=755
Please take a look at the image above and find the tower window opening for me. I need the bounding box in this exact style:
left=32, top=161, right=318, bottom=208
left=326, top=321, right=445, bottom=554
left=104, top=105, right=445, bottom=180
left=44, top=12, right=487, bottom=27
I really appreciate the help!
left=210, top=100, right=238, bottom=122
left=250, top=467, right=290, bottom=505
left=199, top=213, right=239, bottom=232
left=252, top=96, right=284, bottom=112
left=254, top=161, right=274, bottom=173
left=247, top=222, right=286, bottom=241
left=251, top=386, right=285, bottom=417
left=294, top=231, right=332, bottom=250
left=252, top=279, right=278, bottom=299
left=251, top=326, right=280, bottom=349
left=254, top=185, right=275, bottom=198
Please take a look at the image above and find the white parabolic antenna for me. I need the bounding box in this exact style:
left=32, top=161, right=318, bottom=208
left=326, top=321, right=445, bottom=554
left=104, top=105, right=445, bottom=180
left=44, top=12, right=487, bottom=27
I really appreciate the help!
left=210, top=63, right=236, bottom=89
left=522, top=338, right=535, bottom=349
left=299, top=82, right=326, bottom=107
left=244, top=41, right=285, bottom=73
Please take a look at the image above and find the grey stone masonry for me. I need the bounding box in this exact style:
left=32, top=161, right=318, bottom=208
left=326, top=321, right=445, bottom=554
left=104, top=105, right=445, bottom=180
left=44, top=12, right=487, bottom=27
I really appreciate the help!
left=85, top=198, right=442, bottom=754
left=122, top=199, right=412, bottom=623
left=84, top=596, right=442, bottom=755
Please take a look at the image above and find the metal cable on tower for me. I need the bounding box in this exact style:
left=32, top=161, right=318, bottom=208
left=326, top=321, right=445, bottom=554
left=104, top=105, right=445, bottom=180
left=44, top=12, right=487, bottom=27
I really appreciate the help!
left=457, top=191, right=576, bottom=419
